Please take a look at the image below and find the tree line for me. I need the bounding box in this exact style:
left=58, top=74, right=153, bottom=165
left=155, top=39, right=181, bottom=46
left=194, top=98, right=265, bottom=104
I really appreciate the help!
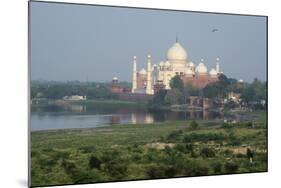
left=31, top=82, right=118, bottom=100
left=150, top=74, right=267, bottom=106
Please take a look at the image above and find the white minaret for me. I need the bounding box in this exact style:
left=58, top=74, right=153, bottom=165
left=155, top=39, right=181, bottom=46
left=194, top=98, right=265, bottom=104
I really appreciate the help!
left=132, top=56, right=137, bottom=93
left=216, top=57, right=220, bottom=73
left=146, top=55, right=153, bottom=95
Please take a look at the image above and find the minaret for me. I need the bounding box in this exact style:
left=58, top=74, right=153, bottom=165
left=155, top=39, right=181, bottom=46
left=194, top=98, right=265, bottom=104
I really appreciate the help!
left=146, top=55, right=153, bottom=95
left=132, top=56, right=137, bottom=93
left=216, top=57, right=220, bottom=74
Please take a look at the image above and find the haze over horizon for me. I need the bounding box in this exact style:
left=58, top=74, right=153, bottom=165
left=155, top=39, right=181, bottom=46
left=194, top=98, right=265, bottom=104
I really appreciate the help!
left=30, top=2, right=267, bottom=83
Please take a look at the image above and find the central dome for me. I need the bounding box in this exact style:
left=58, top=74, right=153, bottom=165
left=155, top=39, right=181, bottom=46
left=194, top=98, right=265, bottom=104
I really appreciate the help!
left=166, top=42, right=188, bottom=61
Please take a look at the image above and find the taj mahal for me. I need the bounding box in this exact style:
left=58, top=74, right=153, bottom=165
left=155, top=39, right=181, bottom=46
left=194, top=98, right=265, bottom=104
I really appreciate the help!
left=130, top=40, right=222, bottom=95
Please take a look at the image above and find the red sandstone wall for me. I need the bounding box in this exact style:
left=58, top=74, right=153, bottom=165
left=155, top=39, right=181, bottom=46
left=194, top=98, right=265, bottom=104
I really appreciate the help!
left=111, top=85, right=123, bottom=93
left=182, top=75, right=218, bottom=89
left=137, top=73, right=147, bottom=89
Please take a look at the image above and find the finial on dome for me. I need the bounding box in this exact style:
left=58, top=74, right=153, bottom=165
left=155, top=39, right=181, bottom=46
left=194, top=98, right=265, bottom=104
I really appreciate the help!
left=216, top=57, right=220, bottom=61
left=176, top=36, right=178, bottom=43
left=201, top=58, right=204, bottom=62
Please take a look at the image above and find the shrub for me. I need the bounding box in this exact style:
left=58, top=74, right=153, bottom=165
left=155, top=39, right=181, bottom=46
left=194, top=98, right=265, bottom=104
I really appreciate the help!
left=183, top=160, right=210, bottom=176
left=200, top=147, right=216, bottom=158
left=164, top=165, right=177, bottom=177
left=73, top=172, right=93, bottom=184
left=104, top=161, right=128, bottom=180
left=211, top=161, right=222, bottom=174
left=100, top=150, right=120, bottom=163
left=174, top=144, right=185, bottom=153
left=224, top=161, right=239, bottom=173
left=222, top=122, right=233, bottom=129
left=228, top=139, right=242, bottom=146
left=185, top=143, right=194, bottom=153
left=223, top=149, right=233, bottom=156
left=89, top=156, right=102, bottom=169
left=146, top=164, right=166, bottom=179
left=79, top=145, right=96, bottom=153
left=190, top=120, right=199, bottom=130
left=183, top=133, right=225, bottom=143
left=61, top=159, right=77, bottom=175
left=166, top=130, right=183, bottom=142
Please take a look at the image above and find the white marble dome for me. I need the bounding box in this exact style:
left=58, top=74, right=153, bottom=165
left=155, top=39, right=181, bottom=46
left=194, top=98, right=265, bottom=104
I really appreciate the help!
left=209, top=68, right=218, bottom=76
left=139, top=68, right=147, bottom=74
left=196, top=63, right=208, bottom=74
left=166, top=42, right=188, bottom=61
left=159, top=61, right=164, bottom=66
left=164, top=61, right=171, bottom=66
left=112, top=76, right=118, bottom=81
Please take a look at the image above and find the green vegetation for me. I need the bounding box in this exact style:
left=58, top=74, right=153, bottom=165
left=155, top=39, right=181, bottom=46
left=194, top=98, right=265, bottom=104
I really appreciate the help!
left=149, top=74, right=267, bottom=108
left=31, top=111, right=267, bottom=187
left=31, top=81, right=123, bottom=100
left=31, top=99, right=146, bottom=113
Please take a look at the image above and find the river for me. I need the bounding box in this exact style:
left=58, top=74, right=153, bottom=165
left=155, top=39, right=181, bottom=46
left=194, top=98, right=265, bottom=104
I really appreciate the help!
left=30, top=103, right=246, bottom=131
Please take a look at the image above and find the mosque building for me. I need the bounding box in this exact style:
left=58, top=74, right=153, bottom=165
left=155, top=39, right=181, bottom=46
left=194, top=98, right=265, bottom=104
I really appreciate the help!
left=131, top=40, right=222, bottom=95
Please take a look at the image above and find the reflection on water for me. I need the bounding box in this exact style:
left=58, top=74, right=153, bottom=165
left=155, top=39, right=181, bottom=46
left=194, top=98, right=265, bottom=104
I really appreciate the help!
left=30, top=103, right=236, bottom=131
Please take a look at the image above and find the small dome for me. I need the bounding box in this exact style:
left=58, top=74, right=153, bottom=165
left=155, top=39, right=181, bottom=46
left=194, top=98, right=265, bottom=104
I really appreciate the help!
left=188, top=62, right=195, bottom=67
left=112, top=76, right=118, bottom=81
left=139, top=68, right=147, bottom=74
left=196, top=63, right=208, bottom=74
left=209, top=68, right=217, bottom=76
left=164, top=61, right=171, bottom=66
left=159, top=61, right=164, bottom=66
left=185, top=68, right=194, bottom=76
left=166, top=42, right=188, bottom=61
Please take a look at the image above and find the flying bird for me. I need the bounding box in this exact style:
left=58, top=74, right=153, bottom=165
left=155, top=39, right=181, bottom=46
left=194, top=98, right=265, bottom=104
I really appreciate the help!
left=212, top=28, right=218, bottom=32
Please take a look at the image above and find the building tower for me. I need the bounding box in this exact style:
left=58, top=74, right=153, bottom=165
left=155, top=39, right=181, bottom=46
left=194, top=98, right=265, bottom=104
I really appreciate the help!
left=146, top=55, right=153, bottom=95
left=216, top=57, right=220, bottom=74
left=132, top=56, right=137, bottom=93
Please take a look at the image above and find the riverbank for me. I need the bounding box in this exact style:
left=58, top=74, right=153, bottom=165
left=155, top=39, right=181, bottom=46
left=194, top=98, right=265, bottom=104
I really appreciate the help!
left=31, top=99, right=147, bottom=112
left=31, top=110, right=267, bottom=187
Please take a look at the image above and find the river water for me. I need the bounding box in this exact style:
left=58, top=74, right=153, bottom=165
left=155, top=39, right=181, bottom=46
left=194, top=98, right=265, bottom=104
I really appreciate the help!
left=30, top=103, right=242, bottom=131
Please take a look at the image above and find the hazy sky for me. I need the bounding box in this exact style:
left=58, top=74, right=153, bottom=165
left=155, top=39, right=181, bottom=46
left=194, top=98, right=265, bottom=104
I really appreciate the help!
left=30, top=2, right=267, bottom=83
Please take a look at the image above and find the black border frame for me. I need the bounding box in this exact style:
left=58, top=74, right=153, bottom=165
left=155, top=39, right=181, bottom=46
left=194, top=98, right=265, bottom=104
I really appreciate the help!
left=28, top=1, right=268, bottom=187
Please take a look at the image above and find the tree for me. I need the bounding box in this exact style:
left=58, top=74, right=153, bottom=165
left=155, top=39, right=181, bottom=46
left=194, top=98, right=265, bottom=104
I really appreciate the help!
left=164, top=88, right=183, bottom=105
left=169, top=75, right=184, bottom=91
left=189, top=120, right=199, bottom=130
left=203, top=74, right=231, bottom=99
left=183, top=84, right=199, bottom=103
left=151, top=90, right=167, bottom=105
left=241, top=78, right=266, bottom=102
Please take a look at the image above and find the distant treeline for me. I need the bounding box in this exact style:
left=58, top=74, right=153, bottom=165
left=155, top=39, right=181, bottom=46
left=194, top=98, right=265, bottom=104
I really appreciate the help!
left=30, top=81, right=131, bottom=100
left=150, top=74, right=267, bottom=107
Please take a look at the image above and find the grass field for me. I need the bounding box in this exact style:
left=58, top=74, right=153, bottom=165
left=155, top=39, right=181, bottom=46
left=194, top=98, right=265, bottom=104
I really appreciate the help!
left=30, top=110, right=267, bottom=187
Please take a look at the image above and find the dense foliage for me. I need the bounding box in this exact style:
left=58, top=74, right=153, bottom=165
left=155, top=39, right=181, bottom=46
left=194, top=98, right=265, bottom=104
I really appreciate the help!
left=149, top=74, right=267, bottom=106
left=31, top=81, right=120, bottom=100
left=31, top=111, right=267, bottom=186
